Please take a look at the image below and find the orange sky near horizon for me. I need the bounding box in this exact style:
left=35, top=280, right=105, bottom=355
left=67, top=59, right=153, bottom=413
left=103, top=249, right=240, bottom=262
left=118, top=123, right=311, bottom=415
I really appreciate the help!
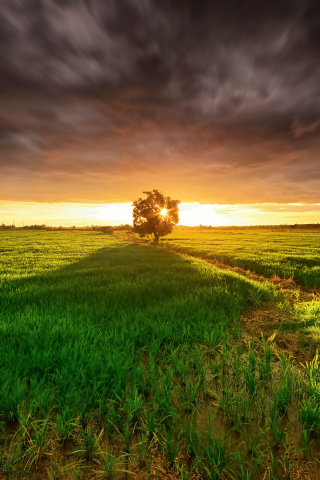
left=1, top=2, right=320, bottom=216
left=0, top=201, right=319, bottom=228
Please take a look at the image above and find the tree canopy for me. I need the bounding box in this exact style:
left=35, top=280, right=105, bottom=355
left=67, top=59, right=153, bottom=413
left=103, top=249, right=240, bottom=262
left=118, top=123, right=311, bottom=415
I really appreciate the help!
left=132, top=189, right=180, bottom=242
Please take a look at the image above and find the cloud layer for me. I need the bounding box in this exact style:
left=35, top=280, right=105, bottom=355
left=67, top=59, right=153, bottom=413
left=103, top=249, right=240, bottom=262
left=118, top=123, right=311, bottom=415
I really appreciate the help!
left=0, top=0, right=320, bottom=203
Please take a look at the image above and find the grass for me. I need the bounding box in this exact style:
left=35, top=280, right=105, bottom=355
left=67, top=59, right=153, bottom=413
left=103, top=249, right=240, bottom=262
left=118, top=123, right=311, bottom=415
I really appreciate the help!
left=0, top=230, right=319, bottom=478
left=154, top=228, right=320, bottom=288
left=241, top=288, right=320, bottom=361
left=125, top=227, right=320, bottom=359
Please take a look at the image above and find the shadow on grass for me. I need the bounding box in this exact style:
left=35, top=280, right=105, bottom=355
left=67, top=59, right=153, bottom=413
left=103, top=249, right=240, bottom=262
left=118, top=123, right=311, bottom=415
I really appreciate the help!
left=0, top=240, right=274, bottom=324
left=0, top=237, right=275, bottom=414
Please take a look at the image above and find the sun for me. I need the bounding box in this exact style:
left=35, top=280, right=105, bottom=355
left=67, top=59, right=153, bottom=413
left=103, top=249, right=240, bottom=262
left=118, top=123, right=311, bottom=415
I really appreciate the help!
left=160, top=208, right=168, bottom=217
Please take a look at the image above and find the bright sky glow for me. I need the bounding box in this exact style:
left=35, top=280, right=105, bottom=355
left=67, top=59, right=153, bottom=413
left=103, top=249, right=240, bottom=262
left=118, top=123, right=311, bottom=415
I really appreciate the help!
left=160, top=208, right=168, bottom=217
left=1, top=2, right=320, bottom=214
left=0, top=202, right=319, bottom=227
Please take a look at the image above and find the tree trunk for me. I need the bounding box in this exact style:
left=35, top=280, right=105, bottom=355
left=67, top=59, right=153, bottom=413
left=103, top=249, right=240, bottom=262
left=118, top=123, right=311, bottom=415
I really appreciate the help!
left=154, top=232, right=160, bottom=242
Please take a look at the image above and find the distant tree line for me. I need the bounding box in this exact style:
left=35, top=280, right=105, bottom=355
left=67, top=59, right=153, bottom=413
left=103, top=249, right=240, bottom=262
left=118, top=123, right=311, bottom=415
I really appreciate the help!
left=0, top=223, right=134, bottom=231
left=21, top=225, right=46, bottom=230
left=46, top=224, right=133, bottom=233
left=2, top=222, right=319, bottom=232
left=0, top=224, right=16, bottom=230
left=0, top=224, right=47, bottom=230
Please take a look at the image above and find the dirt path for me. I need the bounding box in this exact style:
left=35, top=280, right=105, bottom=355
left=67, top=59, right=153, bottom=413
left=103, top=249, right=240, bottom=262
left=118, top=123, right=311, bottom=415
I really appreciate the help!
left=113, top=232, right=319, bottom=293
left=155, top=246, right=320, bottom=361
left=113, top=233, right=320, bottom=361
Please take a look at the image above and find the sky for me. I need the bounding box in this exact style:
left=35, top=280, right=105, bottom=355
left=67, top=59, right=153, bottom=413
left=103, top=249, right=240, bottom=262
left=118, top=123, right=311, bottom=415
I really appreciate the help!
left=0, top=0, right=320, bottom=226
left=2, top=201, right=320, bottom=228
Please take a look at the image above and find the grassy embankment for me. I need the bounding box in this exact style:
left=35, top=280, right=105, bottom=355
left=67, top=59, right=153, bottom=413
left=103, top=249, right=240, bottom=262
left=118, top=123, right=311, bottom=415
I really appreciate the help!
left=0, top=230, right=319, bottom=478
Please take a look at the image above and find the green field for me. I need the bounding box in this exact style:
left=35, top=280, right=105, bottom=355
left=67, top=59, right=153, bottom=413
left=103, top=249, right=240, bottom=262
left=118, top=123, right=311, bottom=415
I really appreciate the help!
left=160, top=229, right=320, bottom=288
left=0, top=230, right=319, bottom=478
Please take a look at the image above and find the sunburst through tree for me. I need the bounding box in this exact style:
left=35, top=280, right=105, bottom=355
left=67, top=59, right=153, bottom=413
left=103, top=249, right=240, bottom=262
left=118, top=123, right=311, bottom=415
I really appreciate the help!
left=132, top=189, right=180, bottom=242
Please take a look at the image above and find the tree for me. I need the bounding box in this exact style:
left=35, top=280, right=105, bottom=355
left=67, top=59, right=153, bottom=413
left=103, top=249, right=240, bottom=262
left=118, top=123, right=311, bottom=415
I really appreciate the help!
left=132, top=189, right=180, bottom=242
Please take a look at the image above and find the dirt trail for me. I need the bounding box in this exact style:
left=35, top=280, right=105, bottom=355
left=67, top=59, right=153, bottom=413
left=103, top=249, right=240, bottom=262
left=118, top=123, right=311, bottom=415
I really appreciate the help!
left=170, top=250, right=320, bottom=362
left=174, top=252, right=298, bottom=287
left=113, top=231, right=319, bottom=294
left=113, top=233, right=320, bottom=361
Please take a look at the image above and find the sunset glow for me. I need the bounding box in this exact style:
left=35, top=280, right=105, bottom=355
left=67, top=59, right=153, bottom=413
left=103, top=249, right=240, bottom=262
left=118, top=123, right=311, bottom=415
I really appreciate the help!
left=1, top=201, right=320, bottom=228
left=160, top=208, right=168, bottom=218
left=0, top=1, right=319, bottom=225
left=1, top=2, right=320, bottom=477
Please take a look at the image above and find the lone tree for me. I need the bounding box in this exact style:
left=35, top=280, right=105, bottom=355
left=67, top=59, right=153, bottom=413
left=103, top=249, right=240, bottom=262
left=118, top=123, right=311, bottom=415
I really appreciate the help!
left=132, top=189, right=180, bottom=242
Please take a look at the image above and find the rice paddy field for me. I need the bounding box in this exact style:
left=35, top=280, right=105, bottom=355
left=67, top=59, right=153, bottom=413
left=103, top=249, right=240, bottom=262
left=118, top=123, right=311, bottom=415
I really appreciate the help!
left=162, top=229, right=320, bottom=288
left=1, top=230, right=320, bottom=479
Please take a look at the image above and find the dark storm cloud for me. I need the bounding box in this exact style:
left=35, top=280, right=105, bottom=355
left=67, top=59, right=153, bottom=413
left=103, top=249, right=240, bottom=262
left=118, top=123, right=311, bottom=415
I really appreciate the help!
left=0, top=0, right=320, bottom=203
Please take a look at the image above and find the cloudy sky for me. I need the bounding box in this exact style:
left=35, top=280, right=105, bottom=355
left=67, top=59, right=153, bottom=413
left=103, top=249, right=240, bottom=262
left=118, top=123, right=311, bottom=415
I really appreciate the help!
left=0, top=0, right=320, bottom=225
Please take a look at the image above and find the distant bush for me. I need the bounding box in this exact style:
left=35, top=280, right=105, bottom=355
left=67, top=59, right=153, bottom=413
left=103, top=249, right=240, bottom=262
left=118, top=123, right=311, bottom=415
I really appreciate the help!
left=113, top=224, right=133, bottom=231
left=100, top=224, right=132, bottom=234
left=101, top=226, right=114, bottom=234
